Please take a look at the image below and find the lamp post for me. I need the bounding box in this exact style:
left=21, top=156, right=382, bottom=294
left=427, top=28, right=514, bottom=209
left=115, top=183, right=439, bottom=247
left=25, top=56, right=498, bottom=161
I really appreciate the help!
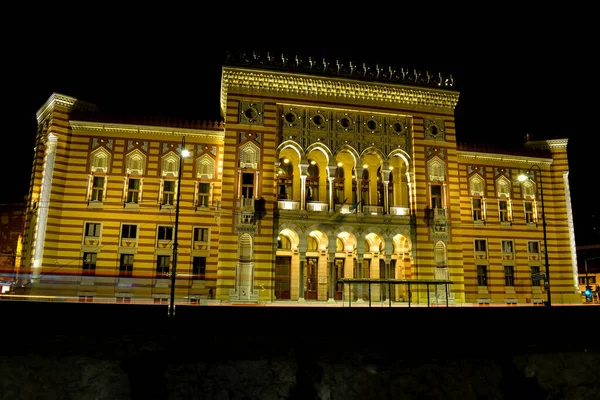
left=518, top=165, right=551, bottom=307
left=169, top=136, right=189, bottom=318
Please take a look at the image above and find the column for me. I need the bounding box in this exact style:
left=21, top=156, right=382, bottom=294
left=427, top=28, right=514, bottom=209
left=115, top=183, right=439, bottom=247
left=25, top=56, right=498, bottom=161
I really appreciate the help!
left=328, top=251, right=335, bottom=302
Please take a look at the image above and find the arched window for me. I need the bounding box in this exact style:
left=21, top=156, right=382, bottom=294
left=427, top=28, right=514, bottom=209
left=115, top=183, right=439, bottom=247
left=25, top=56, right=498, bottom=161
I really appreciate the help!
left=306, top=161, right=319, bottom=202
left=334, top=166, right=344, bottom=205
left=376, top=167, right=384, bottom=207
left=277, top=158, right=294, bottom=200
left=361, top=169, right=369, bottom=205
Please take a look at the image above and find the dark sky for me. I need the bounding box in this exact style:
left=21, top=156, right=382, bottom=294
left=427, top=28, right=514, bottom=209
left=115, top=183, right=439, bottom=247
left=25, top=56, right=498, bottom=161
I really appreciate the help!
left=4, top=15, right=597, bottom=244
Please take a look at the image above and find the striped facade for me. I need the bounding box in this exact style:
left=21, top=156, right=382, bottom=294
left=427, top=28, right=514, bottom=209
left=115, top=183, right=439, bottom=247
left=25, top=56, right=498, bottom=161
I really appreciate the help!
left=18, top=56, right=582, bottom=305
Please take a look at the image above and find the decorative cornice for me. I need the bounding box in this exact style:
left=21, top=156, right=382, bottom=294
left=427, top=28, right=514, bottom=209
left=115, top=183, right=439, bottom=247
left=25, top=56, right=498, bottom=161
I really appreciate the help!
left=457, top=150, right=552, bottom=166
left=224, top=51, right=456, bottom=89
left=220, top=67, right=460, bottom=117
left=525, top=139, right=569, bottom=151
left=70, top=120, right=225, bottom=140
left=36, top=93, right=97, bottom=123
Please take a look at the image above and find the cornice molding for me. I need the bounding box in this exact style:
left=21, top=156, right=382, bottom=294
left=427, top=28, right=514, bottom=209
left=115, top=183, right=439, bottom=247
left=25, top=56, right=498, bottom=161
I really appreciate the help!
left=221, top=67, right=460, bottom=117
left=70, top=120, right=225, bottom=140
left=526, top=139, right=569, bottom=151
left=36, top=93, right=97, bottom=124
left=457, top=150, right=553, bottom=167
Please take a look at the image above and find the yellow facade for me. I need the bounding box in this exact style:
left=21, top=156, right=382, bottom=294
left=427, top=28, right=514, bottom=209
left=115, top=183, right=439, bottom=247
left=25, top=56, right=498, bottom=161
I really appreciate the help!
left=18, top=54, right=581, bottom=305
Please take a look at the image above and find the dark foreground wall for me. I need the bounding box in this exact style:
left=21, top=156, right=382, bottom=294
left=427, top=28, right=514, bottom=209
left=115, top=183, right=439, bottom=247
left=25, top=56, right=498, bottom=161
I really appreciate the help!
left=1, top=302, right=599, bottom=399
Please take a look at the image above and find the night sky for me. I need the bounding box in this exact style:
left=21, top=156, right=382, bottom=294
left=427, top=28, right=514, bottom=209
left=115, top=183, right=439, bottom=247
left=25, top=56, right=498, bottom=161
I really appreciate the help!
left=4, top=14, right=597, bottom=244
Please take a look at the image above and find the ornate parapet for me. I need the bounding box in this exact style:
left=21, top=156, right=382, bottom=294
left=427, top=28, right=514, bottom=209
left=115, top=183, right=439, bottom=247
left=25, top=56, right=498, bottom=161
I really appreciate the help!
left=221, top=57, right=460, bottom=116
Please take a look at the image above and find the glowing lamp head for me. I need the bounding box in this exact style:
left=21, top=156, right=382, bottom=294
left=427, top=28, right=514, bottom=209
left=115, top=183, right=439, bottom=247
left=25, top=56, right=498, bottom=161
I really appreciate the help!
left=517, top=173, right=529, bottom=182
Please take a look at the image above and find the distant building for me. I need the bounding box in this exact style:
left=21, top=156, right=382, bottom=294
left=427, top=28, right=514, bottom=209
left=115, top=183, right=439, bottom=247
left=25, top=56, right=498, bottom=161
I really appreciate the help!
left=0, top=201, right=26, bottom=293
left=18, top=52, right=582, bottom=305
left=577, top=244, right=600, bottom=301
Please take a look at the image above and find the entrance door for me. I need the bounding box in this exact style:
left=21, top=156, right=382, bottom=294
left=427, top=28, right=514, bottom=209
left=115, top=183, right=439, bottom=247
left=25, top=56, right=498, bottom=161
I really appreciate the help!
left=275, top=256, right=291, bottom=300
left=334, top=258, right=344, bottom=300
left=305, top=258, right=318, bottom=300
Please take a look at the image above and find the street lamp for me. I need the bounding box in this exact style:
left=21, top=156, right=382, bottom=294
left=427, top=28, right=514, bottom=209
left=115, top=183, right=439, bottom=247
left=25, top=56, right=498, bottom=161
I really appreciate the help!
left=518, top=165, right=551, bottom=307
left=169, top=136, right=190, bottom=318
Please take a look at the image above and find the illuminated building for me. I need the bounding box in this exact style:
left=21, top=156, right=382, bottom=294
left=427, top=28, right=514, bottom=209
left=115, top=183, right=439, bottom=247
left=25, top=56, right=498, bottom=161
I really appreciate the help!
left=19, top=52, right=582, bottom=305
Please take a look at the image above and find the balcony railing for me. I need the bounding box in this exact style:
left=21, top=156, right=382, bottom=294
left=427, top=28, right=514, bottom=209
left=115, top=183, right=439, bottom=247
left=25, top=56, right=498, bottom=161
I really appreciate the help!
left=389, top=206, right=410, bottom=216
left=277, top=200, right=300, bottom=211
left=362, top=205, right=383, bottom=215
left=306, top=202, right=329, bottom=212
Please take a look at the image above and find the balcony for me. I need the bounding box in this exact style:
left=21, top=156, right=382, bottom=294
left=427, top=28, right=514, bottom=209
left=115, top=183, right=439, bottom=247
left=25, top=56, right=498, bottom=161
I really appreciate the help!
left=306, top=202, right=329, bottom=212
left=277, top=200, right=300, bottom=211
left=389, top=206, right=410, bottom=216
left=362, top=205, right=383, bottom=215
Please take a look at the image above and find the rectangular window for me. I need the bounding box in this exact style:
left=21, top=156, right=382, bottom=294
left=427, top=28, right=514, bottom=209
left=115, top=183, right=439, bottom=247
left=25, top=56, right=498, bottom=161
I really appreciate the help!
left=157, top=226, right=173, bottom=241
left=192, top=256, right=206, bottom=280
left=504, top=265, right=514, bottom=286
left=524, top=200, right=534, bottom=223
left=82, top=252, right=97, bottom=276
left=531, top=266, right=541, bottom=286
left=121, top=224, right=137, bottom=239
left=127, top=178, right=140, bottom=203
left=91, top=176, right=105, bottom=201
left=198, top=182, right=210, bottom=207
left=430, top=184, right=442, bottom=209
left=477, top=265, right=488, bottom=286
left=119, top=254, right=134, bottom=277
left=528, top=241, right=540, bottom=255
left=156, top=255, right=170, bottom=277
left=474, top=239, right=487, bottom=252
left=472, top=197, right=482, bottom=221
left=85, top=222, right=101, bottom=237
left=78, top=296, right=93, bottom=302
left=241, top=172, right=254, bottom=199
left=162, top=180, right=175, bottom=205
left=193, top=227, right=209, bottom=242
left=501, top=240, right=514, bottom=255
left=499, top=199, right=509, bottom=222
left=154, top=298, right=168, bottom=304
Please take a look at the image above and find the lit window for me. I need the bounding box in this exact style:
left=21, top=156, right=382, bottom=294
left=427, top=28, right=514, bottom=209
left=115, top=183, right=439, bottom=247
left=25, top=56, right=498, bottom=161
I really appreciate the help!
left=197, top=182, right=210, bottom=207
left=90, top=176, right=105, bottom=201
left=162, top=180, right=175, bottom=205
left=472, top=197, right=483, bottom=221
left=499, top=199, right=510, bottom=222
left=85, top=222, right=101, bottom=237
left=501, top=240, right=514, bottom=255
left=430, top=184, right=442, bottom=209
left=474, top=239, right=487, bottom=252
left=127, top=178, right=140, bottom=203
left=193, top=227, right=209, bottom=242
left=524, top=200, right=534, bottom=223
